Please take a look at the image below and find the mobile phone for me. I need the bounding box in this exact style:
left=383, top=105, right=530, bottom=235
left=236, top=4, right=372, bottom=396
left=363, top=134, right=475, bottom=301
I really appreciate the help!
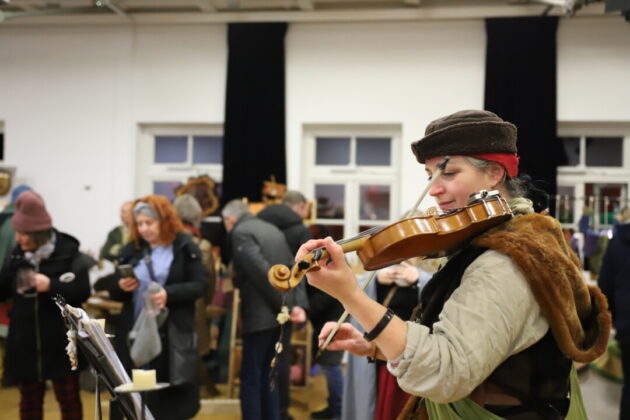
left=118, top=264, right=135, bottom=278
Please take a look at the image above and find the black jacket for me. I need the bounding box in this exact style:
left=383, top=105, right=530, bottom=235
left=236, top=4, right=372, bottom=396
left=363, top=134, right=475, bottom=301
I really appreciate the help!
left=229, top=214, right=308, bottom=335
left=257, top=205, right=336, bottom=329
left=108, top=232, right=207, bottom=420
left=258, top=204, right=312, bottom=255
left=599, top=223, right=630, bottom=340
left=0, top=230, right=91, bottom=383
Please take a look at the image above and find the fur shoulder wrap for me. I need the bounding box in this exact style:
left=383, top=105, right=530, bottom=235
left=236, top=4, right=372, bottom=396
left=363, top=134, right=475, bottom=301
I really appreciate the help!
left=472, top=213, right=611, bottom=363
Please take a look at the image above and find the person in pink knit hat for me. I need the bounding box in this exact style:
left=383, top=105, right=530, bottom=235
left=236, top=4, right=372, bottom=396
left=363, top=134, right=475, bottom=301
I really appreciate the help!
left=0, top=190, right=91, bottom=420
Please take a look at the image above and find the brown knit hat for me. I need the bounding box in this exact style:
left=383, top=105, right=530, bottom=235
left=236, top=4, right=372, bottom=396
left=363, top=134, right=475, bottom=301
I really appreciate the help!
left=12, top=191, right=53, bottom=232
left=411, top=110, right=517, bottom=163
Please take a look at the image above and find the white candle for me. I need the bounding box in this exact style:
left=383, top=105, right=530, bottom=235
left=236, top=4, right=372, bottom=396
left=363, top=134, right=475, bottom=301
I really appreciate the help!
left=93, top=319, right=106, bottom=331
left=132, top=369, right=156, bottom=390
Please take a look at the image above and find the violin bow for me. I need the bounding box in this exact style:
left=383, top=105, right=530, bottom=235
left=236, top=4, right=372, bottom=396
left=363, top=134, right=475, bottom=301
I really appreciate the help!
left=317, top=156, right=450, bottom=357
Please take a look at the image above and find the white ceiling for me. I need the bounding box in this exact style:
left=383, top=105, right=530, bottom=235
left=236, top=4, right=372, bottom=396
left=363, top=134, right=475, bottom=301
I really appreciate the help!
left=0, top=0, right=611, bottom=24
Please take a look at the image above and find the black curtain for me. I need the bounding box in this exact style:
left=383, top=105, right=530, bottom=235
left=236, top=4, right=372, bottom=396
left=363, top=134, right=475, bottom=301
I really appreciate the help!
left=222, top=22, right=288, bottom=205
left=485, top=17, right=566, bottom=215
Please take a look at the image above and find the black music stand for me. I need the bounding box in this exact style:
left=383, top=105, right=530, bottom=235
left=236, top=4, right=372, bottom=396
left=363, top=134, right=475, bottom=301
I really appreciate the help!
left=54, top=296, right=155, bottom=420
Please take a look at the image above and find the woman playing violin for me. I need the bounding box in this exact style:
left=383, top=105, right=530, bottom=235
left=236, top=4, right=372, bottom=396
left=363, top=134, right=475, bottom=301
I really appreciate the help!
left=298, top=110, right=611, bottom=420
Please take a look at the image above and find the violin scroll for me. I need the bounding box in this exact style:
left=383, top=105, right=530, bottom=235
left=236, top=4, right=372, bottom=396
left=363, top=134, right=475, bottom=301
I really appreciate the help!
left=268, top=248, right=330, bottom=290
left=268, top=264, right=292, bottom=291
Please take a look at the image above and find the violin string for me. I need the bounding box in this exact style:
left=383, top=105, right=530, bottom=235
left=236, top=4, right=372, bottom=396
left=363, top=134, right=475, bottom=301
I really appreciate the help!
left=337, top=225, right=385, bottom=243
left=316, top=156, right=451, bottom=355
left=309, top=225, right=385, bottom=254
left=306, top=225, right=387, bottom=262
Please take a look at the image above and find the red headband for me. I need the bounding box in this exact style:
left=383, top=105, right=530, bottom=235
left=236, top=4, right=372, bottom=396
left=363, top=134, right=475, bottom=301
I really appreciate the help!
left=469, top=153, right=520, bottom=178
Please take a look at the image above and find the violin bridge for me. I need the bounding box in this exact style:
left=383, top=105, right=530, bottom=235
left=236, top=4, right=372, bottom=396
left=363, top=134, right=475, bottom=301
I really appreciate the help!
left=425, top=206, right=439, bottom=216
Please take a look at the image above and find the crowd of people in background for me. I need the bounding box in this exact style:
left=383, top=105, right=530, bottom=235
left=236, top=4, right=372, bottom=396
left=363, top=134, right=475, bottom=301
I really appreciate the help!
left=0, top=183, right=443, bottom=420
left=0, top=184, right=358, bottom=420
left=0, top=110, right=627, bottom=420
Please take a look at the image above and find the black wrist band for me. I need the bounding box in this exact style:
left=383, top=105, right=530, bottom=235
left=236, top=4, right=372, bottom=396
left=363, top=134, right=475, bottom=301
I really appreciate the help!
left=363, top=308, right=395, bottom=342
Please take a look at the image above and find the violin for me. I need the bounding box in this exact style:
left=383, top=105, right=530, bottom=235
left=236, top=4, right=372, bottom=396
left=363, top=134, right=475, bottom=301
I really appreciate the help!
left=268, top=191, right=512, bottom=291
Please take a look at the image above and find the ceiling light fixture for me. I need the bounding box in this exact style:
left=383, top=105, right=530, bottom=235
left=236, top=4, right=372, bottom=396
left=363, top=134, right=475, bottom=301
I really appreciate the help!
left=531, top=0, right=586, bottom=15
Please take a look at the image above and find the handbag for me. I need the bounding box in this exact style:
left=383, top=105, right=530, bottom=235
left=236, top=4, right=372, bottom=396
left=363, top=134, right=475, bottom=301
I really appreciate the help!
left=128, top=307, right=161, bottom=367
left=127, top=249, right=168, bottom=367
left=167, top=321, right=198, bottom=386
left=144, top=246, right=197, bottom=386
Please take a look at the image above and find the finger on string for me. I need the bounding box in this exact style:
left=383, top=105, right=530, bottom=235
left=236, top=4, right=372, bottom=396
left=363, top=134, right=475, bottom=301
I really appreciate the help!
left=322, top=236, right=344, bottom=267
left=295, top=238, right=327, bottom=261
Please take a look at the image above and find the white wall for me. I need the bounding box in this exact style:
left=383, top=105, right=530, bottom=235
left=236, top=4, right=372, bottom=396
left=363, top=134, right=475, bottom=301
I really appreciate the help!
left=286, top=20, right=486, bottom=213
left=558, top=17, right=630, bottom=121
left=0, top=16, right=628, bottom=253
left=0, top=24, right=226, bottom=253
left=0, top=25, right=135, bottom=255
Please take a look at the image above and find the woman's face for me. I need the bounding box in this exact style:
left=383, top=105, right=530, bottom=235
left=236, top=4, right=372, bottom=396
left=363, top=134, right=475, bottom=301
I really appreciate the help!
left=425, top=156, right=503, bottom=212
left=135, top=213, right=162, bottom=246
left=15, top=231, right=36, bottom=251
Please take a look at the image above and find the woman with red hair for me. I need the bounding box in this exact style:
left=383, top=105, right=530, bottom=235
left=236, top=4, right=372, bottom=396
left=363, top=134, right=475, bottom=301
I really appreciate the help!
left=107, top=194, right=207, bottom=420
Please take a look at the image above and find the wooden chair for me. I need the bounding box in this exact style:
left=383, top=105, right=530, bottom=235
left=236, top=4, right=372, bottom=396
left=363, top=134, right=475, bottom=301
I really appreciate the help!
left=227, top=289, right=242, bottom=399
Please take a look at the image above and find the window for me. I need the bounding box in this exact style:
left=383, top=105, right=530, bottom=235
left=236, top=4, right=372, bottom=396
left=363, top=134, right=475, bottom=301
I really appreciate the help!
left=558, top=136, right=580, bottom=167
left=192, top=136, right=223, bottom=164
left=315, top=135, right=393, bottom=168
left=316, top=137, right=351, bottom=165
left=136, top=125, right=223, bottom=205
left=304, top=125, right=401, bottom=246
left=315, top=184, right=345, bottom=219
left=587, top=183, right=625, bottom=225
left=155, top=136, right=187, bottom=164
left=152, top=134, right=223, bottom=167
left=359, top=184, right=391, bottom=220
left=585, top=137, right=622, bottom=167
left=556, top=122, right=630, bottom=230
left=153, top=181, right=184, bottom=201
left=556, top=185, right=575, bottom=224
left=357, top=137, right=391, bottom=166
left=558, top=135, right=623, bottom=168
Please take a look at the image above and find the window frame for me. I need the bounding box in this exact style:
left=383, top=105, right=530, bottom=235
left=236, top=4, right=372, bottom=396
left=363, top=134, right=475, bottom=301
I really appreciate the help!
left=136, top=123, right=223, bottom=203
left=302, top=123, right=402, bottom=240
left=556, top=121, right=630, bottom=230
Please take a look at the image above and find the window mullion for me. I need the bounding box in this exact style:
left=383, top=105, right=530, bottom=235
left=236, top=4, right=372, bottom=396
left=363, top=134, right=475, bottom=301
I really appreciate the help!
left=187, top=135, right=194, bottom=167
left=350, top=136, right=357, bottom=169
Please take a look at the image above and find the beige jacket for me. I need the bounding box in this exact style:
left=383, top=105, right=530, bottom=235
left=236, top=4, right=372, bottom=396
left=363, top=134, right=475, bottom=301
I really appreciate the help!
left=388, top=249, right=548, bottom=403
